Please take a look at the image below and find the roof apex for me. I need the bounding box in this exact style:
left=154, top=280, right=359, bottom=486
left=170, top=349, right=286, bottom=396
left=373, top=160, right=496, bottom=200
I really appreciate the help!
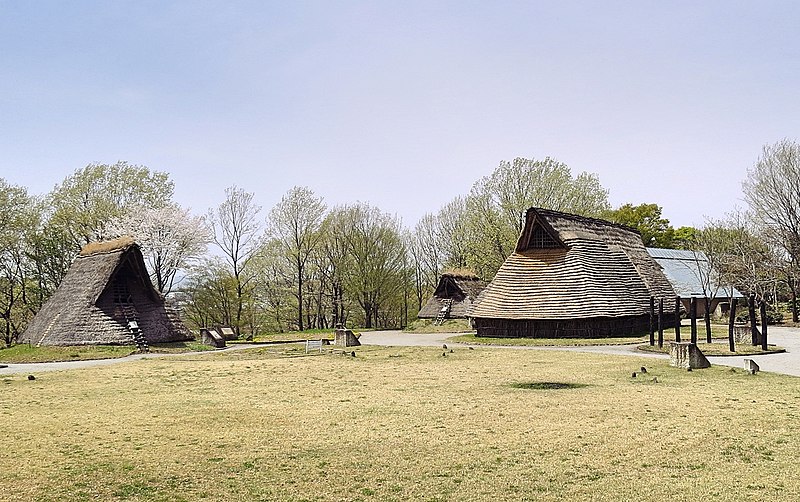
left=79, top=236, right=136, bottom=256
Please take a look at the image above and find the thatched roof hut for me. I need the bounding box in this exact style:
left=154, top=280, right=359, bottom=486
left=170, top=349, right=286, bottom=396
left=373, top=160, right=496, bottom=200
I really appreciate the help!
left=20, top=237, right=192, bottom=346
left=418, top=273, right=487, bottom=319
left=469, top=208, right=677, bottom=338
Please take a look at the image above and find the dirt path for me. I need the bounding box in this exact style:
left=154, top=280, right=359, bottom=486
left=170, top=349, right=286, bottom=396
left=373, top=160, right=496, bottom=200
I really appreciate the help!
left=4, top=327, right=799, bottom=377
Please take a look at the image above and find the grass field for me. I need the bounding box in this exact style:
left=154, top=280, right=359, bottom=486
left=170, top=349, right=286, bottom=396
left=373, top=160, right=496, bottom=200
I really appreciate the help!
left=3, top=344, right=800, bottom=501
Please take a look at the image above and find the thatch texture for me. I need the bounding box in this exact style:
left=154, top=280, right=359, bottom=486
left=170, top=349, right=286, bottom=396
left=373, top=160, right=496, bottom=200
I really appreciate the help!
left=20, top=240, right=192, bottom=346
left=418, top=273, right=487, bottom=319
left=469, top=208, right=677, bottom=338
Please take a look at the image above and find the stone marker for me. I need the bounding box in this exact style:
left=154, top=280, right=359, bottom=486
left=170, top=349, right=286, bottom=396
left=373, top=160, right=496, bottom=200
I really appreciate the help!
left=743, top=358, right=760, bottom=375
left=669, top=342, right=711, bottom=370
left=335, top=327, right=361, bottom=347
left=200, top=328, right=226, bottom=348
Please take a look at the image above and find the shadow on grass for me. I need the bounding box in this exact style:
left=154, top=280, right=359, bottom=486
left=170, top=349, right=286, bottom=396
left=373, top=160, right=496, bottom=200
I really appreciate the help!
left=510, top=381, right=589, bottom=390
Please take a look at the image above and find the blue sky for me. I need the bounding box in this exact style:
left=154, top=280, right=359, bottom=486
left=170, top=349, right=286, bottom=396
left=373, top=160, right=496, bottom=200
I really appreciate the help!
left=1, top=1, right=798, bottom=228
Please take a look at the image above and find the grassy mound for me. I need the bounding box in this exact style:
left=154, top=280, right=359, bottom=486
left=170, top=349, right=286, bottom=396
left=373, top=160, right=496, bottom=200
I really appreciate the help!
left=403, top=318, right=473, bottom=333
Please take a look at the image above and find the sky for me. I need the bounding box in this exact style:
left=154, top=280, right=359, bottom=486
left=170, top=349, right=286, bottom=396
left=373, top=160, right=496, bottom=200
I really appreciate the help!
left=1, top=1, right=798, bottom=229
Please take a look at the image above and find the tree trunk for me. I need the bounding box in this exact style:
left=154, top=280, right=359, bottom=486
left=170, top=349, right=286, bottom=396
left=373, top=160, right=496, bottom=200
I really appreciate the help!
left=728, top=297, right=737, bottom=352
left=297, top=265, right=304, bottom=331
left=748, top=294, right=758, bottom=346
left=704, top=298, right=712, bottom=343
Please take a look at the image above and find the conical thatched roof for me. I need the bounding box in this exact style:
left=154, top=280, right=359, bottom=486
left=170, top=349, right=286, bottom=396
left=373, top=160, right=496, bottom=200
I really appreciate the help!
left=469, top=208, right=677, bottom=337
left=21, top=237, right=192, bottom=346
left=418, top=273, right=487, bottom=319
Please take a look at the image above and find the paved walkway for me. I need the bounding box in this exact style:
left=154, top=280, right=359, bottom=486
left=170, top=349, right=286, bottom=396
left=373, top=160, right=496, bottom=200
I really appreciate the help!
left=3, top=328, right=799, bottom=377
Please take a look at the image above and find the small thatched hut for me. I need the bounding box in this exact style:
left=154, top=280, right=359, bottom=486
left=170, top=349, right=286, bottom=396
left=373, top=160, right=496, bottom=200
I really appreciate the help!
left=469, top=208, right=677, bottom=338
left=21, top=237, right=192, bottom=347
left=418, top=273, right=487, bottom=320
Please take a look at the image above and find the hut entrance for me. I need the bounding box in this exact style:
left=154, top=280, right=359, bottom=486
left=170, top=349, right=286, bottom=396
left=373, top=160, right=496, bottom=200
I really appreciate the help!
left=110, top=276, right=148, bottom=351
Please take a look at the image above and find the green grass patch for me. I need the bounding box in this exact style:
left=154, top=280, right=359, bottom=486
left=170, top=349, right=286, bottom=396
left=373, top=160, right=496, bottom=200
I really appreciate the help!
left=0, top=343, right=135, bottom=363
left=638, top=341, right=785, bottom=356
left=232, top=327, right=370, bottom=344
left=510, top=381, right=589, bottom=390
left=147, top=341, right=218, bottom=353
left=448, top=333, right=647, bottom=346
left=404, top=318, right=473, bottom=333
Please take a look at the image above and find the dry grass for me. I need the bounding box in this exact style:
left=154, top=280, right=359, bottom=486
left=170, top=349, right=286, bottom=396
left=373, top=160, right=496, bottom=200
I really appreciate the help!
left=4, top=345, right=800, bottom=501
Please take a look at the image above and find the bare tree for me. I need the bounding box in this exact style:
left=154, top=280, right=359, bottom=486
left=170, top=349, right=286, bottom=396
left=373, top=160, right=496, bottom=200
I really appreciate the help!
left=208, top=186, right=262, bottom=333
left=743, top=139, right=800, bottom=321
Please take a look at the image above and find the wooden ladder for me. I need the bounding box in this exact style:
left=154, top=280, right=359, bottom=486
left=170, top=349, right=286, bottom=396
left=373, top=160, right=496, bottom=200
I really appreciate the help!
left=115, top=282, right=148, bottom=352
left=435, top=299, right=453, bottom=325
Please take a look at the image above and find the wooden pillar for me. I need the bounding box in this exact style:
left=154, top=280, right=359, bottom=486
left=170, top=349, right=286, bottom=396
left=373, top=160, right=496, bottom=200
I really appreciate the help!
left=674, top=296, right=681, bottom=343
left=658, top=298, right=664, bottom=348
left=649, top=296, right=655, bottom=346
left=760, top=301, right=769, bottom=351
left=748, top=294, right=758, bottom=346
left=728, top=297, right=738, bottom=353
left=690, top=297, right=698, bottom=344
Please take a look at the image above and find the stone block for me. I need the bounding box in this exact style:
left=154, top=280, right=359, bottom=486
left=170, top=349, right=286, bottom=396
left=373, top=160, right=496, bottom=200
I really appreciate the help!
left=670, top=342, right=710, bottom=370
left=334, top=328, right=361, bottom=347
left=743, top=358, right=760, bottom=374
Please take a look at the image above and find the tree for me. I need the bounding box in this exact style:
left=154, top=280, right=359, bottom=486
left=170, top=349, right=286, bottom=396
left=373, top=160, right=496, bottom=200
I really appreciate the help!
left=606, top=203, right=675, bottom=248
left=267, top=187, right=326, bottom=331
left=48, top=162, right=174, bottom=249
left=207, top=186, right=262, bottom=334
left=335, top=203, right=407, bottom=329
left=107, top=205, right=210, bottom=294
left=673, top=226, right=697, bottom=250
left=743, top=139, right=800, bottom=322
left=0, top=180, right=38, bottom=346
left=463, top=157, right=610, bottom=278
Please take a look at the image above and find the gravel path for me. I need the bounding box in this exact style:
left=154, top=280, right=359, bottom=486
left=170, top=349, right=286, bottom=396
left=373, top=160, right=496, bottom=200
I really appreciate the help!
left=3, top=327, right=799, bottom=377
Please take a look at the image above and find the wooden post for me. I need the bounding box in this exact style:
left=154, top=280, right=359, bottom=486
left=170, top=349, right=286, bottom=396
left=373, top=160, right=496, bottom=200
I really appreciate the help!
left=748, top=294, right=758, bottom=346
left=658, top=298, right=664, bottom=348
left=704, top=298, right=712, bottom=344
left=728, top=297, right=737, bottom=353
left=690, top=297, right=698, bottom=344
left=649, top=296, right=655, bottom=346
left=760, top=301, right=768, bottom=351
left=674, top=296, right=681, bottom=343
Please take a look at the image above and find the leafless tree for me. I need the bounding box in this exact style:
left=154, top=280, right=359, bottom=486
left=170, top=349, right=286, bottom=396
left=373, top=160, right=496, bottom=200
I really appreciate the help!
left=207, top=186, right=262, bottom=333
left=743, top=139, right=800, bottom=321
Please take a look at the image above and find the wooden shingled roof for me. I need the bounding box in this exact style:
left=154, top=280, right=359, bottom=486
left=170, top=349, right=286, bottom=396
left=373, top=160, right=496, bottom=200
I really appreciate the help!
left=468, top=208, right=676, bottom=320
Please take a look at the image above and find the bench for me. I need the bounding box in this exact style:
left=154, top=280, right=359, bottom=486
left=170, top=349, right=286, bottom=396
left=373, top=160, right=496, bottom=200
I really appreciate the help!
left=305, top=339, right=323, bottom=353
